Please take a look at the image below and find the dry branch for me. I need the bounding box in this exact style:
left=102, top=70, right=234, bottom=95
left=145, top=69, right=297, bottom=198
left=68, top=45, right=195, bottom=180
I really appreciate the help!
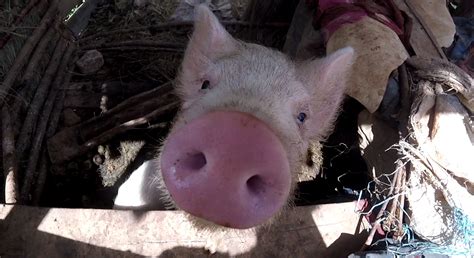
left=81, top=40, right=185, bottom=51
left=32, top=150, right=48, bottom=205
left=32, top=60, right=75, bottom=205
left=12, top=0, right=21, bottom=7
left=396, top=165, right=407, bottom=238
left=2, top=107, right=19, bottom=203
left=394, top=63, right=411, bottom=237
left=79, top=21, right=290, bottom=43
left=0, top=0, right=47, bottom=49
left=46, top=67, right=75, bottom=138
left=21, top=27, right=59, bottom=84
left=0, top=2, right=58, bottom=102
left=80, top=82, right=173, bottom=139
left=20, top=44, right=75, bottom=203
left=94, top=46, right=184, bottom=53
left=10, top=28, right=59, bottom=134
left=15, top=40, right=68, bottom=166
left=83, top=92, right=176, bottom=139
left=48, top=83, right=178, bottom=165
left=360, top=62, right=414, bottom=248
left=63, top=81, right=166, bottom=109
left=85, top=101, right=179, bottom=147
left=385, top=163, right=402, bottom=227
left=79, top=21, right=193, bottom=42
left=398, top=64, right=410, bottom=136
left=384, top=160, right=408, bottom=239
left=360, top=170, right=400, bottom=251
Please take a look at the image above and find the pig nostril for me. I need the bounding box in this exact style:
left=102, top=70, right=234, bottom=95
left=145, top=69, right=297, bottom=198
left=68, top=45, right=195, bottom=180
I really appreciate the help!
left=246, top=175, right=266, bottom=195
left=180, top=152, right=207, bottom=171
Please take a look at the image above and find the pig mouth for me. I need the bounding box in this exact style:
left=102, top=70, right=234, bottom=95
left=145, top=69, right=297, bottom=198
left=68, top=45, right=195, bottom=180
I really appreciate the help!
left=160, top=111, right=292, bottom=229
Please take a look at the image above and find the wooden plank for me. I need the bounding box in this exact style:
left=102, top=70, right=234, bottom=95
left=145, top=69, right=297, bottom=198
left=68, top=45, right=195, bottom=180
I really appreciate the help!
left=393, top=0, right=452, bottom=59
left=0, top=202, right=367, bottom=257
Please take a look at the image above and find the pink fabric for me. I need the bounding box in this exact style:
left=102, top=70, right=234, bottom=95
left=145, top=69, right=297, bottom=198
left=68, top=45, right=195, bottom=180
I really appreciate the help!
left=321, top=11, right=367, bottom=40
left=308, top=0, right=410, bottom=46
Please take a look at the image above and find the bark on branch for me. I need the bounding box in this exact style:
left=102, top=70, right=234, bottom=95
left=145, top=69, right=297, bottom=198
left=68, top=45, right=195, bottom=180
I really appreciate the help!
left=48, top=82, right=179, bottom=165
left=79, top=21, right=290, bottom=43
left=20, top=44, right=75, bottom=203
left=0, top=2, right=58, bottom=103
left=2, top=107, right=19, bottom=203
left=15, top=40, right=68, bottom=167
left=10, top=27, right=59, bottom=135
left=80, top=40, right=185, bottom=51
left=0, top=0, right=48, bottom=49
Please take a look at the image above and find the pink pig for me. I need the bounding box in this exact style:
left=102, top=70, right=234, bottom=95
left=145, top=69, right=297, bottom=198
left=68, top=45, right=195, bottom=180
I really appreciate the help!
left=114, top=5, right=354, bottom=229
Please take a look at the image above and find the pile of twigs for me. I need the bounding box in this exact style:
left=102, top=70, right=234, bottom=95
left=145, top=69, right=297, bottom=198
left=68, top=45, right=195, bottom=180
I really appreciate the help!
left=1, top=0, right=76, bottom=204
left=1, top=0, right=290, bottom=207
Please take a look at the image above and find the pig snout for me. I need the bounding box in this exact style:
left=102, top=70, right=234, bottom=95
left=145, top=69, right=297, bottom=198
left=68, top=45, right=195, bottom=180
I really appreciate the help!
left=160, top=111, right=291, bottom=229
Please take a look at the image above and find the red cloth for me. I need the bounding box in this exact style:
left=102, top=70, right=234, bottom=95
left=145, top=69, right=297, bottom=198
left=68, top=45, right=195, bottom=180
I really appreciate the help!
left=306, top=0, right=412, bottom=52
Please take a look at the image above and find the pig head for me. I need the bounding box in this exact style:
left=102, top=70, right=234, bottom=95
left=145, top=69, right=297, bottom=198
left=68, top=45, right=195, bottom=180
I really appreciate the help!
left=116, top=5, right=354, bottom=229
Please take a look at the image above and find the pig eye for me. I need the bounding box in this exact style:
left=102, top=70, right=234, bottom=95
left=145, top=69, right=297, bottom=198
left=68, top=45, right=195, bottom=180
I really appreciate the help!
left=201, top=80, right=210, bottom=90
left=297, top=112, right=307, bottom=123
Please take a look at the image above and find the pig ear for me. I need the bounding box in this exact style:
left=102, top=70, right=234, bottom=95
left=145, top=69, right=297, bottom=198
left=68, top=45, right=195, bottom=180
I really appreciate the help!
left=298, top=47, right=354, bottom=139
left=178, top=5, right=238, bottom=99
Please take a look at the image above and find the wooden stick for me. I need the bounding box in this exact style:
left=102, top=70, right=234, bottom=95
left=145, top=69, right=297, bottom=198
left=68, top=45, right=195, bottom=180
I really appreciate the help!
left=79, top=21, right=193, bottom=42
left=46, top=65, right=75, bottom=139
left=398, top=64, right=410, bottom=137
left=48, top=98, right=178, bottom=165
left=79, top=82, right=173, bottom=139
left=20, top=44, right=75, bottom=203
left=395, top=62, right=415, bottom=238
left=31, top=150, right=48, bottom=205
left=404, top=0, right=447, bottom=60
left=21, top=27, right=59, bottom=85
left=2, top=106, right=19, bottom=203
left=83, top=91, right=176, bottom=140
left=15, top=40, right=67, bottom=165
left=48, top=83, right=178, bottom=164
left=360, top=170, right=400, bottom=251
left=13, top=0, right=43, bottom=23
left=10, top=28, right=59, bottom=134
left=92, top=46, right=184, bottom=53
left=12, top=0, right=21, bottom=7
left=33, top=61, right=77, bottom=205
left=0, top=1, right=58, bottom=103
left=84, top=101, right=179, bottom=147
left=79, top=21, right=289, bottom=42
left=80, top=40, right=185, bottom=51
left=387, top=63, right=411, bottom=238
left=396, top=164, right=407, bottom=238
left=0, top=0, right=47, bottom=49
left=32, top=59, right=76, bottom=205
left=385, top=161, right=404, bottom=230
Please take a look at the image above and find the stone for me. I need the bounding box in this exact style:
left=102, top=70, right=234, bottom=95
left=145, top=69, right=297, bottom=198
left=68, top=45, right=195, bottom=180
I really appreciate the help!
left=76, top=50, right=104, bottom=74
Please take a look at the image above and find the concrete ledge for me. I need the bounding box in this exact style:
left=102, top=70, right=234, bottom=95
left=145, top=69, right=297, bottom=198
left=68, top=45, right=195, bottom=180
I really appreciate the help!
left=0, top=202, right=367, bottom=257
